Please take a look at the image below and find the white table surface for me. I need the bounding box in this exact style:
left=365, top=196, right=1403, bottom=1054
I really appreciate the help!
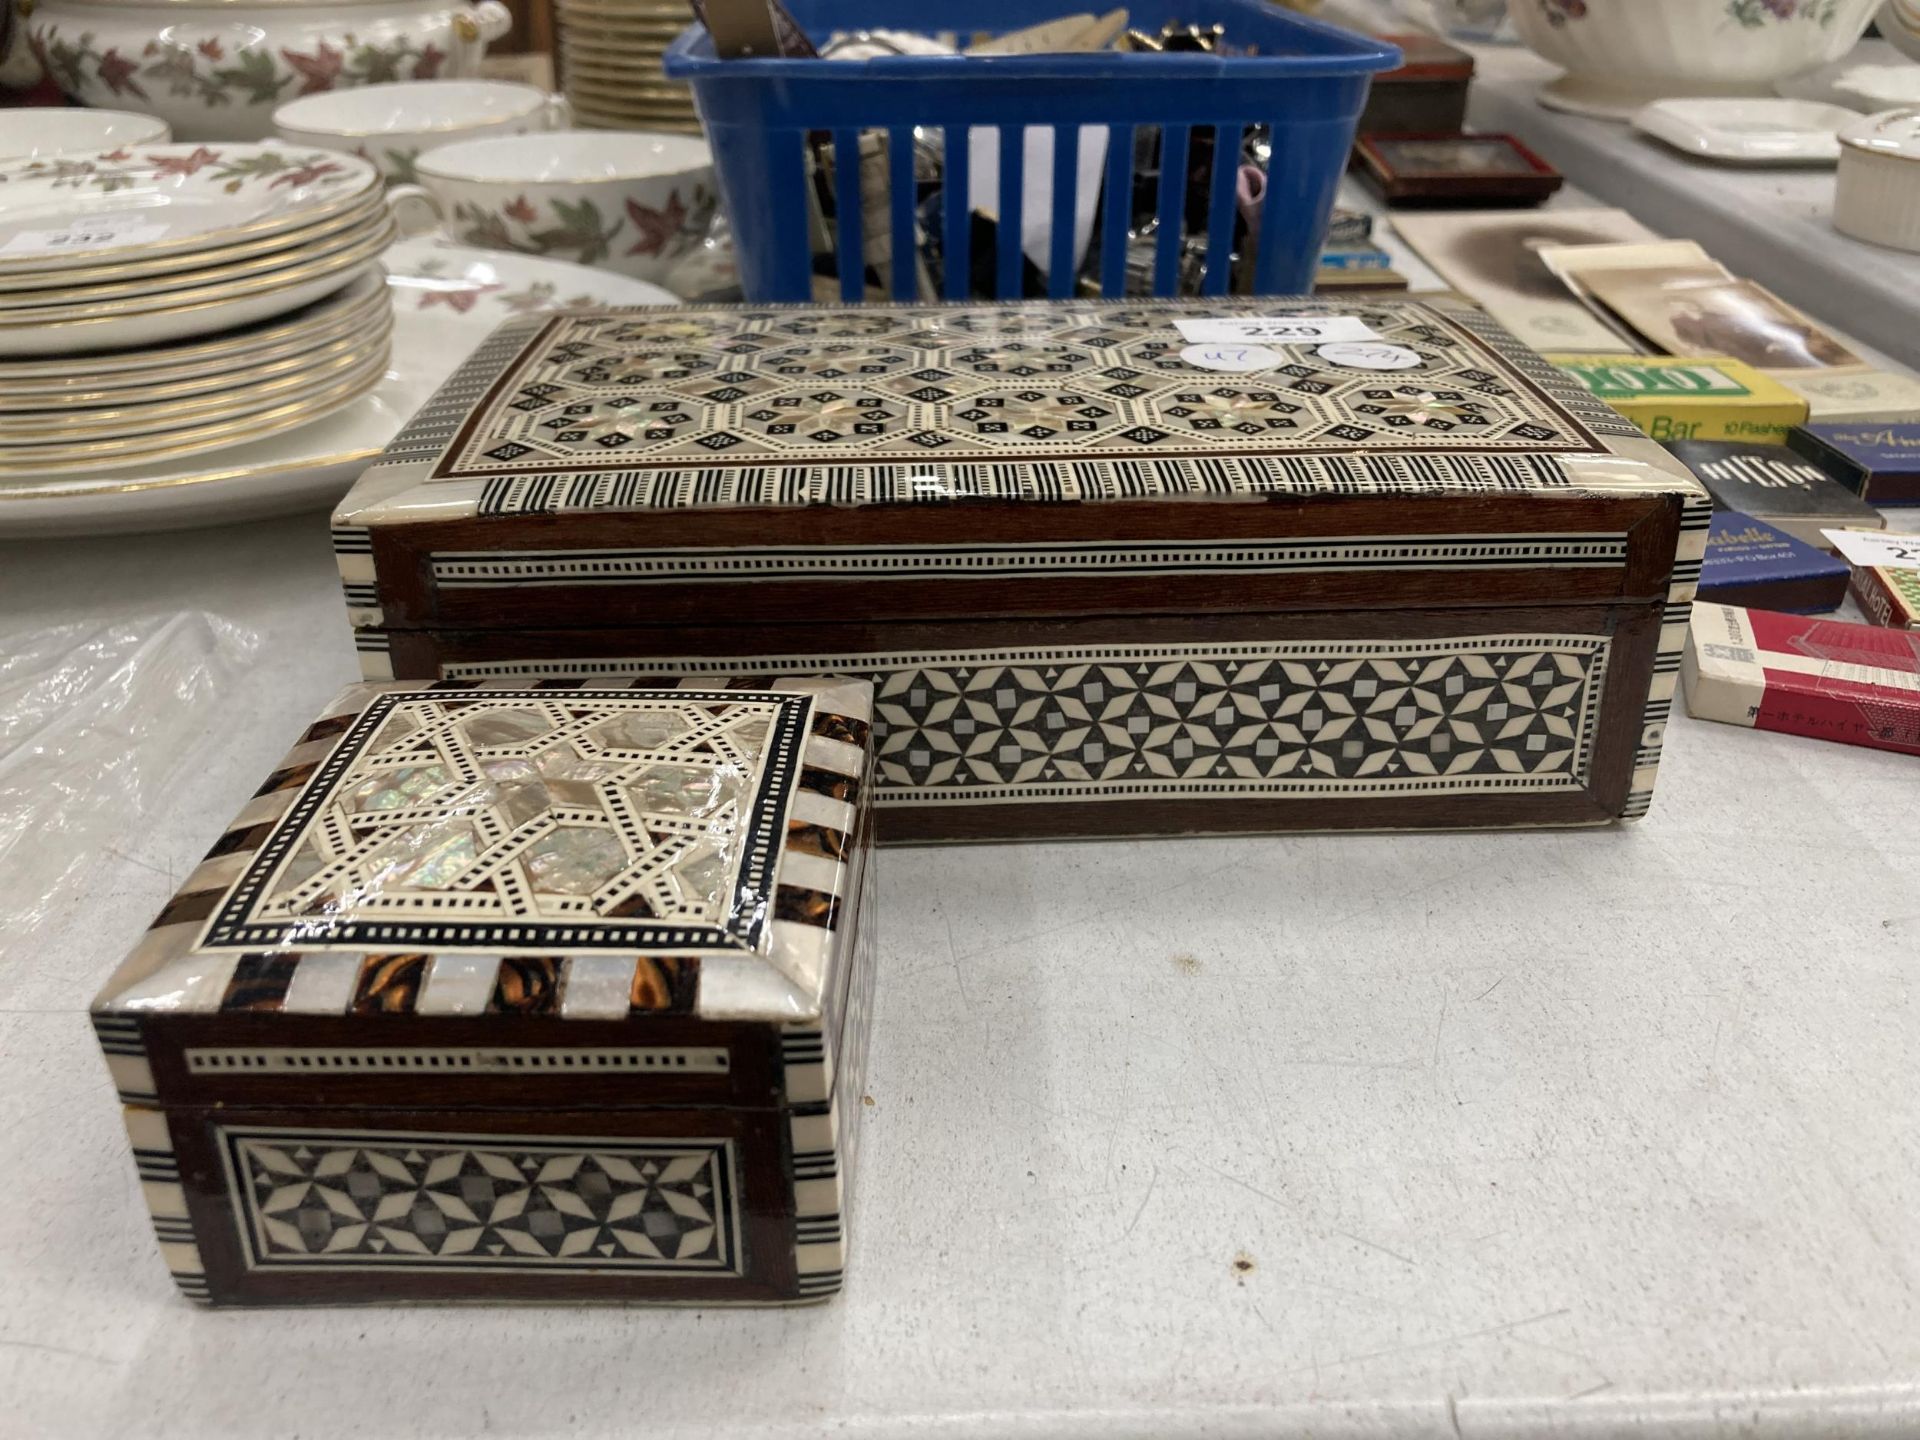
left=7, top=33, right=1920, bottom=1440
left=7, top=508, right=1920, bottom=1440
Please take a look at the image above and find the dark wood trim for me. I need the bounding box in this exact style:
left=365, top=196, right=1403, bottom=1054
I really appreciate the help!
left=370, top=492, right=1680, bottom=630
left=878, top=781, right=1619, bottom=843
left=170, top=1104, right=798, bottom=1306
left=388, top=603, right=1624, bottom=662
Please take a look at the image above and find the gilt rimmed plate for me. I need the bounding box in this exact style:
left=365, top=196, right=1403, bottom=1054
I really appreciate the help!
left=558, top=24, right=687, bottom=43
left=0, top=227, right=392, bottom=357
left=0, top=314, right=392, bottom=437
left=555, top=1, right=691, bottom=18
left=0, top=270, right=388, bottom=386
left=0, top=143, right=380, bottom=278
left=0, top=315, right=383, bottom=412
left=0, top=347, right=390, bottom=476
left=0, top=205, right=392, bottom=312
left=0, top=186, right=388, bottom=295
left=0, top=238, right=677, bottom=535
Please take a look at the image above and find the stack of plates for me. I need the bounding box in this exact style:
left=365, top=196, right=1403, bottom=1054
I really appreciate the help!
left=0, top=142, right=392, bottom=476
left=556, top=0, right=703, bottom=135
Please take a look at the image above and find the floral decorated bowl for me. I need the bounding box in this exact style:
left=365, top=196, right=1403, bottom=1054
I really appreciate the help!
left=24, top=0, right=513, bottom=143
left=406, top=130, right=716, bottom=284
left=1510, top=0, right=1886, bottom=118
left=274, top=79, right=566, bottom=183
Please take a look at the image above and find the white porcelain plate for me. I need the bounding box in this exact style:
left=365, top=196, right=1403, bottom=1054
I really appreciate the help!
left=0, top=143, right=380, bottom=277
left=0, top=237, right=678, bottom=537
left=0, top=269, right=389, bottom=385
left=1830, top=65, right=1920, bottom=113
left=1774, top=40, right=1909, bottom=107
left=1631, top=99, right=1859, bottom=165
left=0, top=222, right=395, bottom=358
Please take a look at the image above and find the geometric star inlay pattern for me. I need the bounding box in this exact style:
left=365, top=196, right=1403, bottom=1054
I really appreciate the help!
left=225, top=1131, right=738, bottom=1273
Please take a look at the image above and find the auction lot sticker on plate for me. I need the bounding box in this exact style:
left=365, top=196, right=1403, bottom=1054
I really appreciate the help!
left=2, top=216, right=170, bottom=255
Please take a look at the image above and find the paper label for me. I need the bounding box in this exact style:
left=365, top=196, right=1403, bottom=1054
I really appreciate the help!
left=1, top=217, right=170, bottom=256
left=1822, top=528, right=1920, bottom=571
left=1172, top=316, right=1382, bottom=345
left=1179, top=343, right=1284, bottom=374
left=1316, top=341, right=1424, bottom=372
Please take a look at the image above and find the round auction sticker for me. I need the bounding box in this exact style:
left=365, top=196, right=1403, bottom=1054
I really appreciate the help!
left=1316, top=341, right=1423, bottom=371
left=1180, top=342, right=1284, bottom=374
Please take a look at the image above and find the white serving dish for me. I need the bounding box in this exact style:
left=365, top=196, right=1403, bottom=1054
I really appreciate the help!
left=1835, top=107, right=1920, bottom=251
left=0, top=237, right=676, bottom=535
left=1395, top=0, right=1518, bottom=43
left=274, top=80, right=568, bottom=184
left=1830, top=64, right=1920, bottom=112
left=0, top=107, right=169, bottom=160
left=24, top=0, right=513, bottom=142
left=1510, top=0, right=1884, bottom=119
left=1773, top=40, right=1908, bottom=106
left=1631, top=98, right=1858, bottom=165
left=406, top=129, right=715, bottom=283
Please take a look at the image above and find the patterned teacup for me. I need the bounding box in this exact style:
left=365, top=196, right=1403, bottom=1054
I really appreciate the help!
left=274, top=80, right=568, bottom=186
left=401, top=130, right=716, bottom=284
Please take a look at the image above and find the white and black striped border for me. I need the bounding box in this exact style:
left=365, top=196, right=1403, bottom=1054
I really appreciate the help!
left=123, top=1107, right=209, bottom=1305
left=92, top=677, right=876, bottom=1022
left=1623, top=490, right=1713, bottom=821
left=93, top=1013, right=156, bottom=1105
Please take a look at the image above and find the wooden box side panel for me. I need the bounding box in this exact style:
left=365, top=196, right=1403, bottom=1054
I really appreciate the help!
left=361, top=602, right=1671, bottom=839
left=150, top=1103, right=803, bottom=1307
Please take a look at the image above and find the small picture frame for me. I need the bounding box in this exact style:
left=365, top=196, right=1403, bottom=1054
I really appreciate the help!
left=1352, top=132, right=1564, bottom=206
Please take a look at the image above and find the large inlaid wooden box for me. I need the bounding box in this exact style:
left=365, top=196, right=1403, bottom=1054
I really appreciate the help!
left=335, top=297, right=1708, bottom=842
left=93, top=676, right=877, bottom=1306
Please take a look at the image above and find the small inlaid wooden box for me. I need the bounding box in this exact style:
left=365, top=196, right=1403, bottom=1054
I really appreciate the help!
left=335, top=296, right=1708, bottom=842
left=93, top=676, right=877, bottom=1307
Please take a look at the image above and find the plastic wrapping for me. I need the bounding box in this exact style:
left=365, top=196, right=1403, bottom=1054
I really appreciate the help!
left=0, top=613, right=261, bottom=941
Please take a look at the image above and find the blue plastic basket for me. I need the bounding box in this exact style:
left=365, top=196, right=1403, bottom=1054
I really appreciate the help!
left=664, top=2, right=1398, bottom=303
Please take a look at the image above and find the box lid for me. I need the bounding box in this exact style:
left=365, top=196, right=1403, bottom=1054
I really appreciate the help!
left=1684, top=602, right=1920, bottom=752
left=1371, top=32, right=1475, bottom=83
left=1664, top=439, right=1884, bottom=542
left=1789, top=421, right=1920, bottom=481
left=92, top=677, right=874, bottom=1027
left=1546, top=355, right=1808, bottom=413
left=1701, top=510, right=1849, bottom=588
left=336, top=297, right=1704, bottom=632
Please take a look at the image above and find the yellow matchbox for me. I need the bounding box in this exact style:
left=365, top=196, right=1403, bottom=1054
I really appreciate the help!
left=1545, top=354, right=1810, bottom=445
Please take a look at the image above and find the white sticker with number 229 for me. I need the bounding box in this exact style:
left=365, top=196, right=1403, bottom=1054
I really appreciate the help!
left=1172, top=316, right=1382, bottom=345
